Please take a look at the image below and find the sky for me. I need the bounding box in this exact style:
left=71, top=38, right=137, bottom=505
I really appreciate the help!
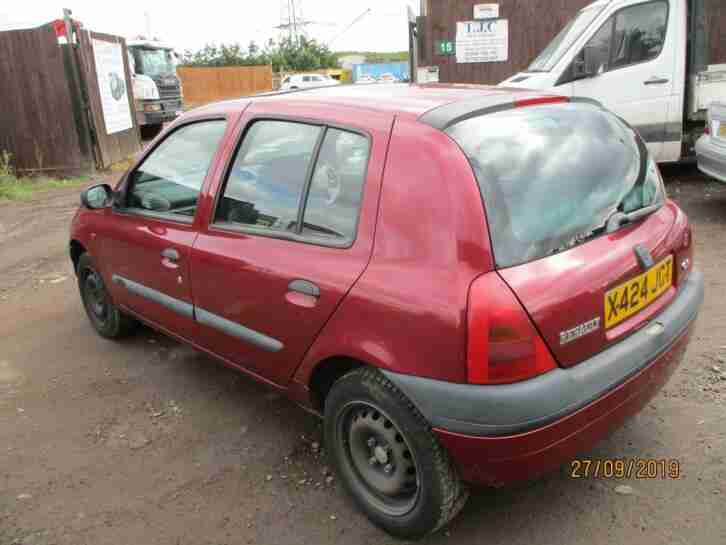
left=0, top=0, right=419, bottom=53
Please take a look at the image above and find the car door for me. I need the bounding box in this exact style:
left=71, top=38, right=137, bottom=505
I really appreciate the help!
left=189, top=111, right=388, bottom=385
left=98, top=118, right=230, bottom=340
left=570, top=0, right=675, bottom=160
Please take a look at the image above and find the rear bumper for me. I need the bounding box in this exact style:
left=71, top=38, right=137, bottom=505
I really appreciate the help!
left=696, top=135, right=726, bottom=182
left=383, top=270, right=703, bottom=485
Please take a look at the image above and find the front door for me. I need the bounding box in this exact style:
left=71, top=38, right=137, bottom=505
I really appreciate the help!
left=571, top=0, right=676, bottom=160
left=190, top=112, right=387, bottom=385
left=99, top=119, right=229, bottom=339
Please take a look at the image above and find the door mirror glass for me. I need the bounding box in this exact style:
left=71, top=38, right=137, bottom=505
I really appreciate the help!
left=81, top=184, right=113, bottom=209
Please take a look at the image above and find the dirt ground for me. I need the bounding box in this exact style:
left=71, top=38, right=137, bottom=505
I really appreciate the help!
left=0, top=164, right=724, bottom=545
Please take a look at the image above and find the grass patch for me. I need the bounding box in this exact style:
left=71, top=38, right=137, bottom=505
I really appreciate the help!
left=0, top=151, right=89, bottom=202
left=0, top=175, right=89, bottom=202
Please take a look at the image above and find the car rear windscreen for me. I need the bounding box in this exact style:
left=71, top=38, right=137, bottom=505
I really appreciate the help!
left=446, top=102, right=658, bottom=268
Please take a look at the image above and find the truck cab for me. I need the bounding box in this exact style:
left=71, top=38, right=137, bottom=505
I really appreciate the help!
left=127, top=40, right=183, bottom=135
left=500, top=0, right=726, bottom=163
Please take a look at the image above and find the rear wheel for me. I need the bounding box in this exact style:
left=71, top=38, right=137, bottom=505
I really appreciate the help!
left=77, top=253, right=138, bottom=339
left=324, top=367, right=468, bottom=539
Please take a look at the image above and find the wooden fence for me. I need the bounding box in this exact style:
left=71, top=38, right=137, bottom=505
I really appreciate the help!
left=420, top=0, right=726, bottom=85
left=0, top=24, right=90, bottom=175
left=177, top=65, right=273, bottom=108
left=0, top=22, right=140, bottom=176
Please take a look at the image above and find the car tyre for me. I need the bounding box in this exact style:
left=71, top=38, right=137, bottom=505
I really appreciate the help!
left=77, top=253, right=138, bottom=339
left=324, top=367, right=468, bottom=539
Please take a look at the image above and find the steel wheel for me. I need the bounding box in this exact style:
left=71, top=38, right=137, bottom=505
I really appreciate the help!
left=83, top=269, right=110, bottom=326
left=338, top=401, right=420, bottom=516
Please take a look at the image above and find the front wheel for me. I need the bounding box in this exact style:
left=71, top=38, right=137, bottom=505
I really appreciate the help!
left=324, top=368, right=468, bottom=539
left=77, top=253, right=138, bottom=339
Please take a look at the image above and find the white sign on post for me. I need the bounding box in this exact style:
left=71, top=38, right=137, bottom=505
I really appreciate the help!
left=456, top=19, right=509, bottom=64
left=473, top=4, right=499, bottom=19
left=92, top=39, right=133, bottom=135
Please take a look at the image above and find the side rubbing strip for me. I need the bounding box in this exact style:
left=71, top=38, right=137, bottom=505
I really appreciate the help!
left=112, top=275, right=194, bottom=318
left=195, top=308, right=284, bottom=353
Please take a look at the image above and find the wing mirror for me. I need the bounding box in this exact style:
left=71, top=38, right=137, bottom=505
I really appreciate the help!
left=80, top=184, right=114, bottom=209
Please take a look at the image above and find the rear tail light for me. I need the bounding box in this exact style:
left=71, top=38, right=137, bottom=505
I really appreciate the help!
left=704, top=124, right=711, bottom=136
left=467, top=273, right=557, bottom=385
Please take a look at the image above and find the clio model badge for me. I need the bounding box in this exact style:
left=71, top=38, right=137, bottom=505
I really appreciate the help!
left=560, top=317, right=601, bottom=345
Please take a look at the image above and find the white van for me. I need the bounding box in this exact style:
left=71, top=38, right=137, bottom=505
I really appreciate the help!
left=501, top=0, right=726, bottom=163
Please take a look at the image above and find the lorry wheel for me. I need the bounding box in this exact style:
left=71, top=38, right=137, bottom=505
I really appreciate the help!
left=77, top=253, right=138, bottom=339
left=324, top=367, right=468, bottom=539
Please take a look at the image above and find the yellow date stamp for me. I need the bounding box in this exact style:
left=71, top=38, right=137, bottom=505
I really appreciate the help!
left=570, top=458, right=681, bottom=479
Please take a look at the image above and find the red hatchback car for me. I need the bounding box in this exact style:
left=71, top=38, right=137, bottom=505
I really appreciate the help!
left=70, top=85, right=703, bottom=538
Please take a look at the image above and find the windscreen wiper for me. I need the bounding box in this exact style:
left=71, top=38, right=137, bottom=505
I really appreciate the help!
left=604, top=203, right=661, bottom=234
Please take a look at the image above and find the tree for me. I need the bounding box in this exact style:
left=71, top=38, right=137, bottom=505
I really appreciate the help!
left=181, top=37, right=339, bottom=72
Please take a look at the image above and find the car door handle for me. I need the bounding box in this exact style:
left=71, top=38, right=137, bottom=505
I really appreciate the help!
left=161, top=248, right=180, bottom=263
left=288, top=279, right=320, bottom=298
left=285, top=279, right=320, bottom=308
left=644, top=77, right=669, bottom=85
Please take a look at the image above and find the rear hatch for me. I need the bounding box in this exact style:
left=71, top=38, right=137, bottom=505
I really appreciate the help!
left=709, top=102, right=726, bottom=147
left=447, top=100, right=692, bottom=367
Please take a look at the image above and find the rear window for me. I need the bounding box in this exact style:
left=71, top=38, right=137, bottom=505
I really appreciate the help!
left=446, top=102, right=663, bottom=268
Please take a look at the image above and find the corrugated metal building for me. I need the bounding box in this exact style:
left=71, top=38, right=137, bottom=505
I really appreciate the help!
left=417, top=0, right=726, bottom=85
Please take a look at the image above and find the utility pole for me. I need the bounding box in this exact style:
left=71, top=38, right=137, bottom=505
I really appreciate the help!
left=407, top=5, right=419, bottom=83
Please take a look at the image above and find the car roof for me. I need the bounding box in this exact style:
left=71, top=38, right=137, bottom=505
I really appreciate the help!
left=191, top=83, right=565, bottom=126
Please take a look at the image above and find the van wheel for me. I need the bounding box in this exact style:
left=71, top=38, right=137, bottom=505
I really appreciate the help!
left=324, top=367, right=468, bottom=539
left=77, top=253, right=138, bottom=339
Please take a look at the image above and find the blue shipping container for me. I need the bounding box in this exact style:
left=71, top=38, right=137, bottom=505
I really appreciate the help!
left=352, top=62, right=410, bottom=82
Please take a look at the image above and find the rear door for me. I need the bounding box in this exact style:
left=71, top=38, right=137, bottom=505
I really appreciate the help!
left=99, top=118, right=229, bottom=340
left=189, top=108, right=390, bottom=385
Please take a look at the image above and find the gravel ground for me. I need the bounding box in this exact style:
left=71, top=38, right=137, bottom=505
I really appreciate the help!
left=0, top=164, right=724, bottom=545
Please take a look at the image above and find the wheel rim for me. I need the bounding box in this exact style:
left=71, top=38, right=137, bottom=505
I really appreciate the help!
left=338, top=401, right=420, bottom=517
left=83, top=269, right=109, bottom=325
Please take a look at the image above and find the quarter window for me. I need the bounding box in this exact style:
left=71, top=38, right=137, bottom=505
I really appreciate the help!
left=127, top=120, right=227, bottom=218
left=302, top=129, right=368, bottom=240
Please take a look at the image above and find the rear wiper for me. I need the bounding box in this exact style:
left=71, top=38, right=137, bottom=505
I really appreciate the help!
left=604, top=203, right=661, bottom=234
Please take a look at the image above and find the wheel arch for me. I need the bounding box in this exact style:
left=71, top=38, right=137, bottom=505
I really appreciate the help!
left=307, top=355, right=367, bottom=412
left=69, top=239, right=87, bottom=274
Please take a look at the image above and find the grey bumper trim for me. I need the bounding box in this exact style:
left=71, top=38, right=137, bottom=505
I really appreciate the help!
left=112, top=274, right=194, bottom=319
left=382, top=270, right=704, bottom=437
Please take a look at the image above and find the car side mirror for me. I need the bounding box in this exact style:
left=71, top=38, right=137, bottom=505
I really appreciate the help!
left=81, top=184, right=113, bottom=209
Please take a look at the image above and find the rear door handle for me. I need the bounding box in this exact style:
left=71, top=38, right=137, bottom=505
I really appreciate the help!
left=288, top=279, right=320, bottom=298
left=644, top=77, right=669, bottom=85
left=161, top=247, right=180, bottom=263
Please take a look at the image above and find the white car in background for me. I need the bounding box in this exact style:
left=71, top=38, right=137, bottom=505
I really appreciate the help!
left=280, top=73, right=340, bottom=91
left=696, top=102, right=726, bottom=183
left=355, top=75, right=377, bottom=85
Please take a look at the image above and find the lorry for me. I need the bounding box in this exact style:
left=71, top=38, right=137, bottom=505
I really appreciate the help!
left=500, top=0, right=726, bottom=163
left=127, top=39, right=184, bottom=136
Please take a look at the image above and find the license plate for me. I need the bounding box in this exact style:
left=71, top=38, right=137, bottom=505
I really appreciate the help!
left=718, top=122, right=726, bottom=139
left=604, top=255, right=673, bottom=329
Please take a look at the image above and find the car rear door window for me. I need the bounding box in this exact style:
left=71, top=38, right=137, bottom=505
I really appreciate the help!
left=302, top=129, right=369, bottom=240
left=126, top=120, right=227, bottom=218
left=216, top=120, right=322, bottom=232
left=215, top=121, right=370, bottom=245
